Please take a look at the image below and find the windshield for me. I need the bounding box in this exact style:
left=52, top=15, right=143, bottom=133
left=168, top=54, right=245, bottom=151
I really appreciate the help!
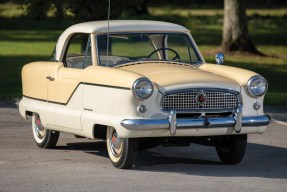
left=97, top=33, right=202, bottom=66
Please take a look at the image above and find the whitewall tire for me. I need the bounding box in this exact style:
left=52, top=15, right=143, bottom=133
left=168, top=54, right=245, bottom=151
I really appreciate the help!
left=106, top=126, right=138, bottom=169
left=32, top=113, right=60, bottom=148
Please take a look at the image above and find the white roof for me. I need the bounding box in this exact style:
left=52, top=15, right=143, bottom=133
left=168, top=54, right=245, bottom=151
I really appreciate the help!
left=63, top=20, right=188, bottom=34
left=56, top=20, right=189, bottom=61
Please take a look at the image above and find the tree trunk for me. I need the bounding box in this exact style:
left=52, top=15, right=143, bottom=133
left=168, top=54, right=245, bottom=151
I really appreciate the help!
left=221, top=0, right=262, bottom=55
left=135, top=0, right=149, bottom=15
left=54, top=0, right=64, bottom=19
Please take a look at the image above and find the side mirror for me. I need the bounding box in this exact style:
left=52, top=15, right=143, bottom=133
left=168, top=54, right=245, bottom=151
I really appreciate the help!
left=215, top=52, right=224, bottom=64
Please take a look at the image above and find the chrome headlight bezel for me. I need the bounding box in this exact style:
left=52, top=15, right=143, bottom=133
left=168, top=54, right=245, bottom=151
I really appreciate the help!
left=247, top=75, right=268, bottom=98
left=132, top=78, right=154, bottom=100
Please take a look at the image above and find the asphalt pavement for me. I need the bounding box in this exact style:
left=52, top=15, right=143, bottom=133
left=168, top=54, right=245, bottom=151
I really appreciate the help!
left=0, top=100, right=286, bottom=192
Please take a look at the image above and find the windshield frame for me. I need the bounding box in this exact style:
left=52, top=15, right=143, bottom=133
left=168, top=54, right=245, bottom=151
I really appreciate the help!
left=95, top=32, right=204, bottom=67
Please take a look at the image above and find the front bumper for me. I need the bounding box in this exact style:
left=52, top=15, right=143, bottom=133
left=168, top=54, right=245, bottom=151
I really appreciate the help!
left=121, top=111, right=271, bottom=136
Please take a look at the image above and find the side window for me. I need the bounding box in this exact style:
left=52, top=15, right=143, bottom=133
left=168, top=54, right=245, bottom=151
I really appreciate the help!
left=65, top=34, right=92, bottom=68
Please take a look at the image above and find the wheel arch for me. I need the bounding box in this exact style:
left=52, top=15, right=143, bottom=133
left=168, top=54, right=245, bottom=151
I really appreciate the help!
left=25, top=111, right=33, bottom=118
left=24, top=110, right=48, bottom=128
left=93, top=124, right=108, bottom=139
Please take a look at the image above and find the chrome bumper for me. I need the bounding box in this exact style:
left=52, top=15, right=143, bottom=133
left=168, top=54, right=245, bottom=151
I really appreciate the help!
left=121, top=111, right=271, bottom=135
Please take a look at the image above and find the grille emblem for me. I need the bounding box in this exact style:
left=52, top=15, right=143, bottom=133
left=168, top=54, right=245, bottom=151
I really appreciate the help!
left=196, top=91, right=206, bottom=105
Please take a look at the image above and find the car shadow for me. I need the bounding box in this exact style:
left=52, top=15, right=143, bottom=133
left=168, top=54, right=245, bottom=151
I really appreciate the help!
left=133, top=143, right=287, bottom=179
left=55, top=141, right=109, bottom=157
left=56, top=141, right=287, bottom=179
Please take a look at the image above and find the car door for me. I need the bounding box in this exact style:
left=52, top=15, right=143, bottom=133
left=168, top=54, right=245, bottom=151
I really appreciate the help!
left=46, top=33, right=92, bottom=130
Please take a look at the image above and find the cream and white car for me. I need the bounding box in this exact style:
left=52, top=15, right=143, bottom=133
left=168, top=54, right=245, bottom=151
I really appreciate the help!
left=19, top=20, right=270, bottom=169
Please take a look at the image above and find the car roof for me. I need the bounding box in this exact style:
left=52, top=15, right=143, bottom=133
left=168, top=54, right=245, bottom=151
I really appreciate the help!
left=63, top=20, right=188, bottom=34
left=56, top=20, right=189, bottom=61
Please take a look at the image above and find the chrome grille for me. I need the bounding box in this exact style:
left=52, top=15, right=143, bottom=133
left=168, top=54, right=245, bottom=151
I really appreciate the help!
left=161, top=89, right=239, bottom=112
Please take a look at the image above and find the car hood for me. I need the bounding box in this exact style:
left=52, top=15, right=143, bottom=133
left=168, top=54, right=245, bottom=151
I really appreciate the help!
left=118, top=63, right=241, bottom=92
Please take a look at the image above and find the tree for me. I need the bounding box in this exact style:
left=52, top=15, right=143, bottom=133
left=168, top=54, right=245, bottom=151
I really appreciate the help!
left=14, top=0, right=50, bottom=20
left=13, top=0, right=149, bottom=21
left=13, top=0, right=65, bottom=20
left=125, top=0, right=149, bottom=16
left=68, top=0, right=123, bottom=21
left=68, top=0, right=148, bottom=21
left=221, top=0, right=262, bottom=55
left=53, top=0, right=65, bottom=19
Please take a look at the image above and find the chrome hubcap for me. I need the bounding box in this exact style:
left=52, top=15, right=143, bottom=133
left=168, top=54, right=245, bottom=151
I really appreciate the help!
left=109, top=129, right=122, bottom=158
left=34, top=114, right=46, bottom=139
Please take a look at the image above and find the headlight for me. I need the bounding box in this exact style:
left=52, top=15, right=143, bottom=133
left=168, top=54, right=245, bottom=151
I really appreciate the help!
left=247, top=75, right=268, bottom=97
left=132, top=78, right=153, bottom=100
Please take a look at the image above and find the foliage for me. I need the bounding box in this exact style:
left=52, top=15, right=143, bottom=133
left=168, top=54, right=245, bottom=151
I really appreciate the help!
left=149, top=0, right=287, bottom=8
left=0, top=3, right=286, bottom=105
left=13, top=0, right=51, bottom=20
left=68, top=0, right=123, bottom=21
left=11, top=0, right=148, bottom=20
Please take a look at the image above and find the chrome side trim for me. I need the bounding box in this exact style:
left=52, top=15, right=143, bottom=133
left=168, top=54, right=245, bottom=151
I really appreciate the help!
left=120, top=115, right=271, bottom=130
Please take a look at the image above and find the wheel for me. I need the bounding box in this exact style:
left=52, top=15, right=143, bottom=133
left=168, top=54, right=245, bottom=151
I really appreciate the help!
left=147, top=47, right=181, bottom=61
left=32, top=113, right=60, bottom=148
left=215, top=134, right=247, bottom=164
left=106, top=126, right=138, bottom=169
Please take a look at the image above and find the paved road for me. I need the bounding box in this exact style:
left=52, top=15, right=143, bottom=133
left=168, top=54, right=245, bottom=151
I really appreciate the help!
left=0, top=101, right=287, bottom=191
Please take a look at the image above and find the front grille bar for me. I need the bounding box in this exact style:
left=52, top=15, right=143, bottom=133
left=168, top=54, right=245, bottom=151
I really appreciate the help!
left=160, top=88, right=240, bottom=112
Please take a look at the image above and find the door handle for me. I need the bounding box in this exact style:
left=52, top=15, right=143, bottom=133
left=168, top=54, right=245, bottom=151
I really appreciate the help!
left=46, top=76, right=55, bottom=81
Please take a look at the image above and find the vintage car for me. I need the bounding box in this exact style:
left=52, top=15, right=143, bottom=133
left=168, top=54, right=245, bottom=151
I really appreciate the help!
left=19, top=20, right=270, bottom=169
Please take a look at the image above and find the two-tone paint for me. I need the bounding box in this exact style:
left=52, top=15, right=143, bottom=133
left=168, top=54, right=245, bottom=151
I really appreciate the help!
left=19, top=20, right=270, bottom=139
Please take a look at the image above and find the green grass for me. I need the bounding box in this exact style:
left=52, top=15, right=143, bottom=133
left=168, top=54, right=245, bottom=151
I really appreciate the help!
left=0, top=12, right=74, bottom=98
left=0, top=21, right=67, bottom=98
left=150, top=7, right=287, bottom=17
left=0, top=3, right=286, bottom=106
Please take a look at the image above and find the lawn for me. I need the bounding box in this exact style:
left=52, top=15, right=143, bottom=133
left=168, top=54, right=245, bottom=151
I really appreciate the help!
left=0, top=3, right=286, bottom=105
